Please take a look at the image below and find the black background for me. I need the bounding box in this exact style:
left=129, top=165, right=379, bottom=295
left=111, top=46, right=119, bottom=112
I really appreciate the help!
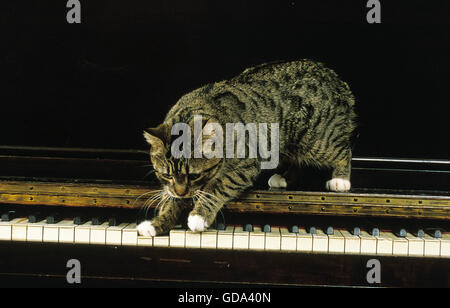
left=2, top=0, right=450, bottom=158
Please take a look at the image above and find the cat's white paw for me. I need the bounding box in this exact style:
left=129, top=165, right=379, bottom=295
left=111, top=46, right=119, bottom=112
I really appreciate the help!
left=188, top=215, right=208, bottom=232
left=326, top=178, right=351, bottom=192
left=268, top=174, right=287, bottom=188
left=137, top=220, right=156, bottom=237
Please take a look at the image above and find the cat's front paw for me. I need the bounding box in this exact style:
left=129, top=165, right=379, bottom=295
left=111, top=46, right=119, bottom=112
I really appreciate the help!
left=187, top=215, right=209, bottom=232
left=268, top=173, right=287, bottom=188
left=326, top=178, right=351, bottom=192
left=137, top=220, right=157, bottom=237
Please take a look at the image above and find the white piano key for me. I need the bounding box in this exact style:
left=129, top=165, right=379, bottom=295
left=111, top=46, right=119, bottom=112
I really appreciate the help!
left=75, top=221, right=93, bottom=244
left=200, top=229, right=218, bottom=249
left=185, top=230, right=201, bottom=248
left=405, top=232, right=424, bottom=257
left=27, top=219, right=47, bottom=242
left=312, top=229, right=328, bottom=253
left=58, top=220, right=78, bottom=243
left=423, top=233, right=441, bottom=257
left=153, top=235, right=169, bottom=247
left=106, top=223, right=129, bottom=245
left=376, top=232, right=394, bottom=255
left=360, top=231, right=377, bottom=255
left=296, top=228, right=313, bottom=252
left=8, top=209, right=450, bottom=260
left=341, top=230, right=360, bottom=254
left=280, top=227, right=297, bottom=252
left=440, top=233, right=450, bottom=257
left=11, top=218, right=29, bottom=241
left=392, top=233, right=408, bottom=256
left=90, top=222, right=110, bottom=245
left=233, top=226, right=249, bottom=250
left=137, top=236, right=153, bottom=246
left=265, top=227, right=281, bottom=251
left=249, top=226, right=265, bottom=250
left=328, top=230, right=345, bottom=254
left=44, top=219, right=72, bottom=243
left=121, top=223, right=138, bottom=245
left=169, top=227, right=186, bottom=248
left=0, top=218, right=25, bottom=240
left=217, top=226, right=234, bottom=249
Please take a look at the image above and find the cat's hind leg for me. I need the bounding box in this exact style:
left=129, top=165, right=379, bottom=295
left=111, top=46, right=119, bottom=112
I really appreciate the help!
left=326, top=177, right=351, bottom=192
left=326, top=150, right=352, bottom=192
left=267, top=158, right=299, bottom=189
left=268, top=173, right=287, bottom=188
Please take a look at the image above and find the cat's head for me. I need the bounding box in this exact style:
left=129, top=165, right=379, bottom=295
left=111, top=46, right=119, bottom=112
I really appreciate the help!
left=143, top=119, right=222, bottom=199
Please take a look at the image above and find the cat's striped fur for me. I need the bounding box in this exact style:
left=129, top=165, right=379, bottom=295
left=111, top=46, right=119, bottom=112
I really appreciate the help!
left=138, top=59, right=357, bottom=236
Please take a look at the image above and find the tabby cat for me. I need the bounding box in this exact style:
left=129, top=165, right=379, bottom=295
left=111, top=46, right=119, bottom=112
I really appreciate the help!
left=138, top=59, right=356, bottom=236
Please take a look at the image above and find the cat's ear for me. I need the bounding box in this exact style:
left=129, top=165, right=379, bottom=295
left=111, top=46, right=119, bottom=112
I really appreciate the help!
left=143, top=124, right=169, bottom=153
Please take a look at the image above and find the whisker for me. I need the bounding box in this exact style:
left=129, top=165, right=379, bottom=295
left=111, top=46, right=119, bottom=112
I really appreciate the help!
left=152, top=193, right=170, bottom=217
left=139, top=191, right=164, bottom=217
left=142, top=169, right=156, bottom=179
left=142, top=192, right=162, bottom=209
left=198, top=190, right=222, bottom=202
left=137, top=164, right=154, bottom=168
left=133, top=189, right=163, bottom=208
left=196, top=191, right=216, bottom=212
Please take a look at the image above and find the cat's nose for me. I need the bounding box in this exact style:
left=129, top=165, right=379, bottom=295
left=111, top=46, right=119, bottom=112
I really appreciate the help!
left=174, top=183, right=188, bottom=197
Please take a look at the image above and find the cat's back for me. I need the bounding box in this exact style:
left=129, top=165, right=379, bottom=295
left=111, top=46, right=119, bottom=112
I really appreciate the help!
left=232, top=59, right=355, bottom=106
left=166, top=59, right=355, bottom=124
left=233, top=60, right=313, bottom=83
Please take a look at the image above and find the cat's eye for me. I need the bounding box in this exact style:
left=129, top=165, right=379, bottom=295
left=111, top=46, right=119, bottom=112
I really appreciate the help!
left=160, top=173, right=172, bottom=179
left=189, top=173, right=202, bottom=181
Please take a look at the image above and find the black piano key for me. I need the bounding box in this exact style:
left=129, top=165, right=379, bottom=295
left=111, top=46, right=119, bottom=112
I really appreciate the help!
left=46, top=213, right=61, bottom=224
left=308, top=226, right=316, bottom=235
left=397, top=229, right=407, bottom=238
left=92, top=217, right=103, bottom=226
left=217, top=223, right=226, bottom=231
left=263, top=225, right=271, bottom=233
left=434, top=230, right=442, bottom=239
left=244, top=224, right=253, bottom=232
left=28, top=213, right=44, bottom=223
left=371, top=228, right=380, bottom=237
left=352, top=227, right=361, bottom=236
left=73, top=216, right=86, bottom=225
left=108, top=217, right=120, bottom=226
left=326, top=226, right=334, bottom=235
left=1, top=211, right=16, bottom=222
left=291, top=225, right=299, bottom=233
left=416, top=229, right=425, bottom=238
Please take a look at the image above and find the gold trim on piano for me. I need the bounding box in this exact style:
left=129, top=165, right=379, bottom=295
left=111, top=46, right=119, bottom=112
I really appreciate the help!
left=0, top=180, right=449, bottom=219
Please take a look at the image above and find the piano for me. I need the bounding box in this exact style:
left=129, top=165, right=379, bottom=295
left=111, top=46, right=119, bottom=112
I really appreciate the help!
left=0, top=146, right=449, bottom=287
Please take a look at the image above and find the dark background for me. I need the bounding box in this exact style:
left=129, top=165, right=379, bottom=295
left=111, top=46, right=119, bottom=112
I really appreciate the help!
left=1, top=0, right=450, bottom=158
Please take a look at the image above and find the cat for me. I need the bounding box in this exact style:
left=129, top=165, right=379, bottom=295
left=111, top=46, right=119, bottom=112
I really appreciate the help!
left=138, top=59, right=357, bottom=236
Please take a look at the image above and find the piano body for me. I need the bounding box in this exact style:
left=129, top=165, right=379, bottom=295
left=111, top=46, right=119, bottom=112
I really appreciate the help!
left=0, top=146, right=449, bottom=287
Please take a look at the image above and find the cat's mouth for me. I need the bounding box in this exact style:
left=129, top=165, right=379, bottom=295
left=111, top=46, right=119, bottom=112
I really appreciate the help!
left=166, top=187, right=193, bottom=199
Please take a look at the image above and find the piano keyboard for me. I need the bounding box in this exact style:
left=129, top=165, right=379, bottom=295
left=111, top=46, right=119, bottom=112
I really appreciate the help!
left=1, top=213, right=449, bottom=258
